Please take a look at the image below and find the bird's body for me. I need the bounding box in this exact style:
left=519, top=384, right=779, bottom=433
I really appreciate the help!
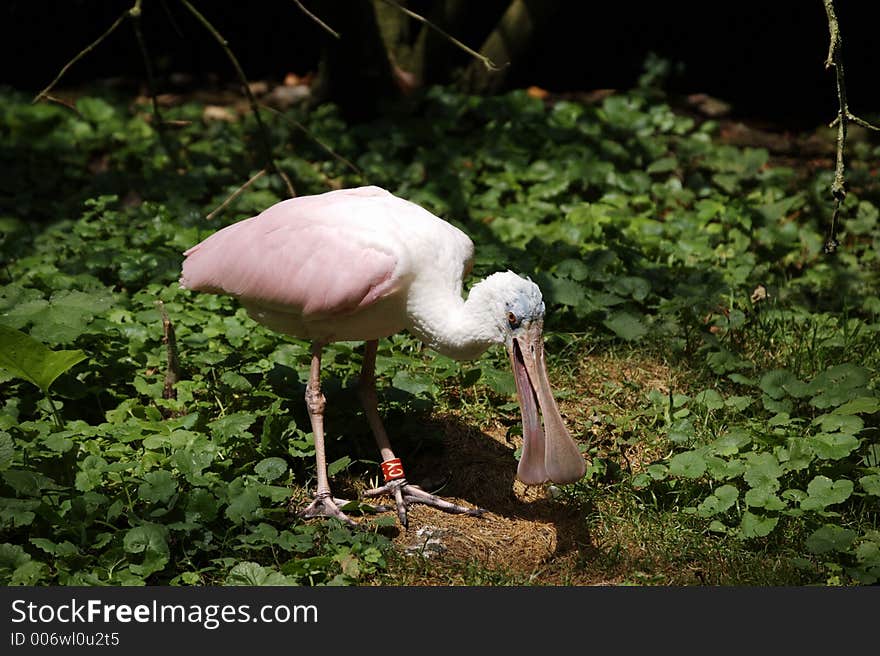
left=181, top=186, right=585, bottom=527
left=183, top=186, right=483, bottom=355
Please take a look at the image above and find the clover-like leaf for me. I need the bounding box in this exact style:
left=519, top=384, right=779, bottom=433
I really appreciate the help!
left=711, top=429, right=751, bottom=456
left=225, top=479, right=261, bottom=524
left=603, top=311, right=648, bottom=341
left=696, top=484, right=738, bottom=517
left=807, top=432, right=860, bottom=460
left=834, top=397, right=880, bottom=415
left=809, top=364, right=870, bottom=408
left=742, top=452, right=782, bottom=493
left=738, top=511, right=778, bottom=539
left=805, top=524, right=856, bottom=554
left=0, top=432, right=13, bottom=471
left=226, top=561, right=296, bottom=586
left=138, top=470, right=177, bottom=505
left=123, top=523, right=170, bottom=577
left=0, top=324, right=86, bottom=394
left=859, top=474, right=880, bottom=497
left=695, top=389, right=725, bottom=410
left=801, top=475, right=854, bottom=511
left=759, top=369, right=798, bottom=400
left=668, top=450, right=706, bottom=478
left=255, top=457, right=288, bottom=483
left=744, top=488, right=786, bottom=511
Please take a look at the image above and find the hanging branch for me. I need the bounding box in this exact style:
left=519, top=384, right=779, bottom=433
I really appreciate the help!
left=821, top=0, right=880, bottom=254
left=130, top=0, right=182, bottom=166
left=292, top=0, right=340, bottom=39
left=180, top=0, right=297, bottom=198
left=260, top=104, right=364, bottom=180
left=206, top=168, right=267, bottom=220
left=376, top=0, right=499, bottom=72
left=32, top=7, right=132, bottom=104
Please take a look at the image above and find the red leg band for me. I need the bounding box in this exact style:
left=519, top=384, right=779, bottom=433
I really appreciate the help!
left=381, top=457, right=405, bottom=482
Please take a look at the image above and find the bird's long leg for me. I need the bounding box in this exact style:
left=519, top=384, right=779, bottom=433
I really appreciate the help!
left=296, top=342, right=356, bottom=526
left=358, top=339, right=485, bottom=528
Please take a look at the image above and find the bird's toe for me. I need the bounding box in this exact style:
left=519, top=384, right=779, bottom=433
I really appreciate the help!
left=363, top=479, right=484, bottom=527
left=296, top=493, right=357, bottom=527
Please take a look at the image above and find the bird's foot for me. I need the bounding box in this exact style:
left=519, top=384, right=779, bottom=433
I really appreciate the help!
left=363, top=478, right=485, bottom=529
left=295, top=492, right=358, bottom=527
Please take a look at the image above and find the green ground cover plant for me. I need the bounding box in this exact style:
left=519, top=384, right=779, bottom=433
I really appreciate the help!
left=1, top=71, right=878, bottom=585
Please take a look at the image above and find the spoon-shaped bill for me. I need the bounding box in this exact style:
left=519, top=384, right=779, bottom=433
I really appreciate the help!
left=507, top=322, right=586, bottom=485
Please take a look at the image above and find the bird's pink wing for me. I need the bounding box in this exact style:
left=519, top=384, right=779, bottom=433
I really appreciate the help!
left=180, top=204, right=399, bottom=319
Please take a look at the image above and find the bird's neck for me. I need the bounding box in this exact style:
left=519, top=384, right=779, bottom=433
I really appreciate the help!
left=406, top=279, right=500, bottom=360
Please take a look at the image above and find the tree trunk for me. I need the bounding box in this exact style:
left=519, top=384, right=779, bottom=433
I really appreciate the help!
left=460, top=0, right=560, bottom=94
left=310, top=0, right=400, bottom=120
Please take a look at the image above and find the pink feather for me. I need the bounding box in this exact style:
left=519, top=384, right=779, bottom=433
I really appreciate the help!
left=181, top=188, right=400, bottom=320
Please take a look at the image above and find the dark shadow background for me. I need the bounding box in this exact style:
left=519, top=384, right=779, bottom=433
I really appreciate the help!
left=2, top=1, right=879, bottom=128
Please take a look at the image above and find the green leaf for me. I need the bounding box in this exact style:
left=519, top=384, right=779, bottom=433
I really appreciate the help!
left=711, top=429, right=751, bottom=456
left=327, top=456, right=352, bottom=477
left=481, top=367, right=517, bottom=396
left=0, top=432, right=13, bottom=471
left=123, top=523, right=170, bottom=577
left=0, top=324, right=86, bottom=393
left=138, top=470, right=177, bottom=504
left=0, top=498, right=40, bottom=527
left=738, top=511, right=778, bottom=539
left=255, top=457, right=288, bottom=483
left=813, top=413, right=863, bottom=434
left=807, top=432, right=860, bottom=460
left=834, top=397, right=880, bottom=415
left=859, top=474, right=880, bottom=497
left=225, top=480, right=261, bottom=524
left=696, top=484, right=738, bottom=517
left=668, top=450, right=706, bottom=478
left=209, top=412, right=256, bottom=444
left=74, top=455, right=108, bottom=492
left=780, top=438, right=814, bottom=472
left=759, top=369, right=798, bottom=400
left=646, top=156, right=678, bottom=174
left=603, top=311, right=648, bottom=341
left=744, top=488, right=786, bottom=510
left=808, top=364, right=870, bottom=408
left=801, top=475, right=854, bottom=511
left=0, top=541, right=49, bottom=585
left=805, top=524, right=856, bottom=554
left=391, top=370, right=434, bottom=397
left=542, top=275, right=588, bottom=308
left=742, top=452, right=783, bottom=493
left=610, top=276, right=651, bottom=301
left=695, top=389, right=724, bottom=410
left=226, top=561, right=296, bottom=586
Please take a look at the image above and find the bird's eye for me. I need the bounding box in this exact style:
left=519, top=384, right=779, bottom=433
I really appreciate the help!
left=507, top=311, right=520, bottom=328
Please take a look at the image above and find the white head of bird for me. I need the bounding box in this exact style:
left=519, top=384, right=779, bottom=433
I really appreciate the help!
left=465, top=272, right=584, bottom=485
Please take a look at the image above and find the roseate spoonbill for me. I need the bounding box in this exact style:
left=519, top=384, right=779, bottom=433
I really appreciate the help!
left=180, top=186, right=585, bottom=527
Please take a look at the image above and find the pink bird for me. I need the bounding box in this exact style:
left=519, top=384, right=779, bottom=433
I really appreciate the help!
left=180, top=186, right=585, bottom=527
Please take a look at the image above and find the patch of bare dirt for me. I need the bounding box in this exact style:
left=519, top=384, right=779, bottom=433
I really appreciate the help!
left=361, top=351, right=679, bottom=585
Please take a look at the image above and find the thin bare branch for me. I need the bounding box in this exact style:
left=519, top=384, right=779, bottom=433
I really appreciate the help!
left=376, top=0, right=499, bottom=71
left=180, top=0, right=296, bottom=198
left=292, top=0, right=340, bottom=39
left=260, top=103, right=364, bottom=180
left=206, top=168, right=268, bottom=220
left=42, top=94, right=81, bottom=115
left=33, top=8, right=131, bottom=103
left=130, top=0, right=181, bottom=165
left=830, top=111, right=880, bottom=132
left=820, top=0, right=880, bottom=253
